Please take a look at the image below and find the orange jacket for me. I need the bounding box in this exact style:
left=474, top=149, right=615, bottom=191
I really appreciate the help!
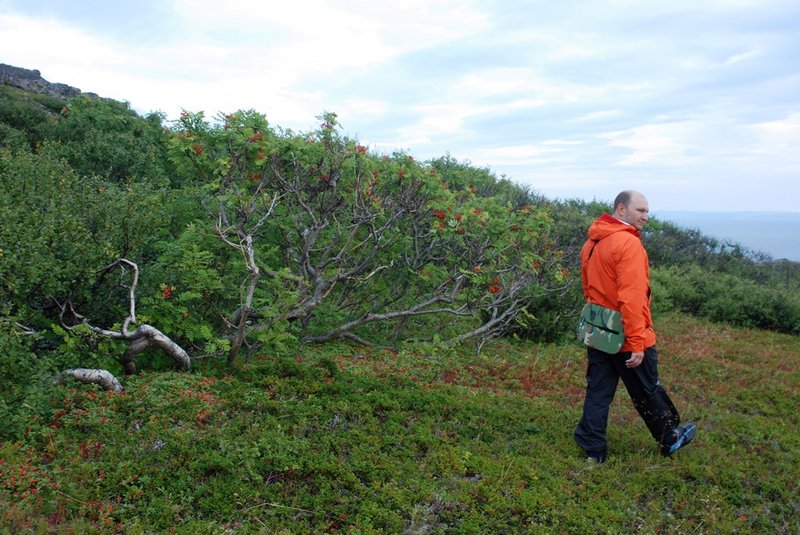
left=580, top=213, right=656, bottom=353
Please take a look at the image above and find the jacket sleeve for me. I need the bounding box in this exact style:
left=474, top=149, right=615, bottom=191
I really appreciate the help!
left=580, top=239, right=592, bottom=301
left=614, top=236, right=649, bottom=352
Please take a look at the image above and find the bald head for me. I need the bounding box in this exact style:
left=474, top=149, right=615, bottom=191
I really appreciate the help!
left=613, top=190, right=649, bottom=230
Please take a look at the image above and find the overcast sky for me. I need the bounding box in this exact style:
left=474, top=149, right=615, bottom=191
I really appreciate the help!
left=2, top=0, right=799, bottom=212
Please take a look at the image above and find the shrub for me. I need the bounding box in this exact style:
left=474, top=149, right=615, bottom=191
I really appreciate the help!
left=48, top=95, right=171, bottom=184
left=165, top=110, right=570, bottom=360
left=0, top=85, right=57, bottom=149
left=651, top=265, right=800, bottom=334
left=0, top=148, right=171, bottom=330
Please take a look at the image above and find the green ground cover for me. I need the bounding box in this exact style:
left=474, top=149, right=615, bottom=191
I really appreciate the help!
left=1, top=313, right=798, bottom=534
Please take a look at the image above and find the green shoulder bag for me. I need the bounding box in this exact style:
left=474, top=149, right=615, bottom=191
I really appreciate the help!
left=576, top=302, right=624, bottom=354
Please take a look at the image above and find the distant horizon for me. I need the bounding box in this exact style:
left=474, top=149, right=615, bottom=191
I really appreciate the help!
left=654, top=210, right=800, bottom=216
left=650, top=211, right=800, bottom=261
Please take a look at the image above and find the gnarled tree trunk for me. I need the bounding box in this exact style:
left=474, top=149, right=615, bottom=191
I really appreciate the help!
left=59, top=259, right=191, bottom=374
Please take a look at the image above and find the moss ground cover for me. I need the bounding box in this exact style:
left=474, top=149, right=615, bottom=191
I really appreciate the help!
left=1, top=314, right=798, bottom=533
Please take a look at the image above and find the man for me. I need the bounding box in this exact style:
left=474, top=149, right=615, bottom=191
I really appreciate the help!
left=574, top=190, right=695, bottom=463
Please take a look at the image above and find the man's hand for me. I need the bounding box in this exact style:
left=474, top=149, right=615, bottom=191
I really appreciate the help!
left=626, top=351, right=644, bottom=368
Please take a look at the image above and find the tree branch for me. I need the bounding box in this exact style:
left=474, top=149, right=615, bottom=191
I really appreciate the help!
left=59, top=368, right=123, bottom=393
left=57, top=259, right=191, bottom=374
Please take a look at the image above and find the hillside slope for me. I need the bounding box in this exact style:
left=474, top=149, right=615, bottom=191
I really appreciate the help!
left=1, top=313, right=797, bottom=533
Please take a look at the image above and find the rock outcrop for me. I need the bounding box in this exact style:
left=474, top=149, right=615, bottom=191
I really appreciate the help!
left=0, top=63, right=95, bottom=99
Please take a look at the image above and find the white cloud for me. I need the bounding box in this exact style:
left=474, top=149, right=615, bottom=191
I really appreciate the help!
left=393, top=102, right=481, bottom=145
left=169, top=0, right=487, bottom=75
left=1, top=0, right=798, bottom=211
left=0, top=14, right=123, bottom=83
left=752, top=112, right=800, bottom=143
left=572, top=109, right=624, bottom=123
left=336, top=98, right=388, bottom=122
left=746, top=112, right=800, bottom=169
left=723, top=49, right=760, bottom=65
left=600, top=122, right=699, bottom=166
left=542, top=140, right=584, bottom=146
left=471, top=143, right=566, bottom=166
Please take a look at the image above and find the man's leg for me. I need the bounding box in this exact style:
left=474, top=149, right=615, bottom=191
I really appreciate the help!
left=574, top=347, right=620, bottom=461
left=614, top=346, right=681, bottom=451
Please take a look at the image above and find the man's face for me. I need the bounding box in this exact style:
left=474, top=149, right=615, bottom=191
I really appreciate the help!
left=617, top=194, right=649, bottom=231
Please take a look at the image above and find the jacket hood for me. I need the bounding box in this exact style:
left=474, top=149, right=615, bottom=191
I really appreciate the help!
left=588, top=212, right=641, bottom=241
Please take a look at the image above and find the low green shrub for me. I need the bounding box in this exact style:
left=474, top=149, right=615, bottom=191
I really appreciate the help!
left=652, top=265, right=800, bottom=334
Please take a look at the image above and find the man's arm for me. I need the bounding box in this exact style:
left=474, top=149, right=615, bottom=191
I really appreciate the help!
left=615, top=236, right=649, bottom=355
left=580, top=239, right=593, bottom=301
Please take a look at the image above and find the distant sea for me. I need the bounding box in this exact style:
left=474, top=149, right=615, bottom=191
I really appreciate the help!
left=653, top=211, right=800, bottom=262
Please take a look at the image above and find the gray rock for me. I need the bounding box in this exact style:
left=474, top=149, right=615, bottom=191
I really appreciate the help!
left=0, top=63, right=83, bottom=99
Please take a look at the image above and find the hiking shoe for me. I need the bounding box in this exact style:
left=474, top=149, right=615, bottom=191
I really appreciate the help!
left=584, top=450, right=606, bottom=464
left=663, top=423, right=697, bottom=456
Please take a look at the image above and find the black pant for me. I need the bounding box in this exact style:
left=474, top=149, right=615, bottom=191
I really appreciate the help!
left=574, top=346, right=680, bottom=460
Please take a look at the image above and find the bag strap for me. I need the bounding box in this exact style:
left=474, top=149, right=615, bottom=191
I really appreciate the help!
left=587, top=239, right=600, bottom=260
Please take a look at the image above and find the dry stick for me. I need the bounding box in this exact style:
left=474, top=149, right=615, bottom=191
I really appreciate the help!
left=53, top=489, right=84, bottom=503
left=241, top=501, right=356, bottom=526
left=498, top=459, right=515, bottom=485
left=241, top=502, right=317, bottom=515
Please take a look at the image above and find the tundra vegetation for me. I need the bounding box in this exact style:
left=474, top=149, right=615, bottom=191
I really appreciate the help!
left=1, top=85, right=799, bottom=533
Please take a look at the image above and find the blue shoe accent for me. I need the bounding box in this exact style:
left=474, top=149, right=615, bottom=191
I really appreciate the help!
left=665, top=423, right=696, bottom=456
